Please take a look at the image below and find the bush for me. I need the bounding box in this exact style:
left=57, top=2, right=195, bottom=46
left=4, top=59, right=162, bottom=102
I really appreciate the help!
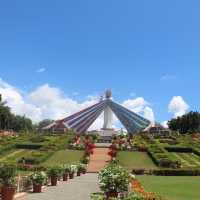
left=30, top=136, right=47, bottom=143
left=30, top=171, right=47, bottom=185
left=16, top=143, right=42, bottom=149
left=152, top=168, right=200, bottom=176
left=98, top=164, right=129, bottom=193
left=0, top=164, right=17, bottom=187
left=165, top=147, right=193, bottom=153
left=90, top=192, right=145, bottom=200
left=18, top=151, right=54, bottom=165
left=47, top=166, right=63, bottom=177
left=132, top=169, right=145, bottom=175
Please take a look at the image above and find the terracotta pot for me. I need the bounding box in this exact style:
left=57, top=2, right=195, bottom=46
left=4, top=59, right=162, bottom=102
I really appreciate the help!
left=1, top=186, right=15, bottom=200
left=33, top=184, right=42, bottom=193
left=106, top=191, right=118, bottom=199
left=77, top=171, right=81, bottom=176
left=69, top=173, right=74, bottom=179
left=50, top=176, right=58, bottom=186
left=63, top=174, right=68, bottom=181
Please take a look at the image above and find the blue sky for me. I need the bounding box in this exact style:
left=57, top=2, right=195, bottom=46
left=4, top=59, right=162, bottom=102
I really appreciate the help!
left=0, top=0, right=199, bottom=126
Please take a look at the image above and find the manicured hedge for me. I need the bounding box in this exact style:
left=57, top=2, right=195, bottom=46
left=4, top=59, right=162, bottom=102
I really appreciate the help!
left=16, top=143, right=43, bottom=149
left=147, top=144, right=181, bottom=168
left=18, top=150, right=54, bottom=164
left=165, top=146, right=193, bottom=153
left=151, top=168, right=200, bottom=176
left=165, top=146, right=200, bottom=157
left=193, top=147, right=200, bottom=156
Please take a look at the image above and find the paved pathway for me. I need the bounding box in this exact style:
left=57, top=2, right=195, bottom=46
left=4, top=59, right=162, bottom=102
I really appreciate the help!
left=87, top=148, right=110, bottom=173
left=22, top=174, right=99, bottom=200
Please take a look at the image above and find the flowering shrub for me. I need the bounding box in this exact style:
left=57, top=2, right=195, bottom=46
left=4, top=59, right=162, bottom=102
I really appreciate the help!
left=69, top=164, right=77, bottom=174
left=90, top=192, right=144, bottom=200
left=99, top=164, right=129, bottom=194
left=30, top=171, right=47, bottom=185
left=131, top=179, right=163, bottom=200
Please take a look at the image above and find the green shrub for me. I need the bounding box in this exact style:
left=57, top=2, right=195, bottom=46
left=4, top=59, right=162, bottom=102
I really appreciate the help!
left=98, top=164, right=129, bottom=193
left=132, top=169, right=145, bottom=175
left=165, top=147, right=193, bottom=153
left=152, top=168, right=200, bottom=176
left=147, top=144, right=181, bottom=168
left=16, top=143, right=42, bottom=149
left=47, top=166, right=63, bottom=177
left=30, top=171, right=47, bottom=185
left=30, top=136, right=47, bottom=143
left=0, top=164, right=17, bottom=187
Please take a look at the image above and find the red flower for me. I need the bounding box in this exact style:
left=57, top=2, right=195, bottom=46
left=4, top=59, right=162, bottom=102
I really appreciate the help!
left=108, top=150, right=117, bottom=157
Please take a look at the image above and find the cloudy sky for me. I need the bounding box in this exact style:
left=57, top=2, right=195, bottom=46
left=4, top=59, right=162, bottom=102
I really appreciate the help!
left=0, top=0, right=199, bottom=129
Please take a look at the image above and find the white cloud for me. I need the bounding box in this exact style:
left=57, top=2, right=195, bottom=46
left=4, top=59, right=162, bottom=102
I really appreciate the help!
left=122, top=97, right=155, bottom=122
left=36, top=67, right=46, bottom=73
left=161, top=121, right=168, bottom=128
left=0, top=78, right=42, bottom=122
left=160, top=74, right=176, bottom=81
left=0, top=79, right=155, bottom=130
left=168, top=96, right=189, bottom=117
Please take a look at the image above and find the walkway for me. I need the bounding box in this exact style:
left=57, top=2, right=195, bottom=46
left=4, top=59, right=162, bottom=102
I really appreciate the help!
left=87, top=147, right=110, bottom=173
left=21, top=174, right=99, bottom=200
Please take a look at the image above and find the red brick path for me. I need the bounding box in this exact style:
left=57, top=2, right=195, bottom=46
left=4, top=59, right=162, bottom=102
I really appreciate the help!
left=87, top=148, right=110, bottom=173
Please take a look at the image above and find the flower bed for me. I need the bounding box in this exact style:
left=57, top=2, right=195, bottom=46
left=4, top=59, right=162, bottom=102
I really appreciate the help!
left=131, top=179, right=164, bottom=200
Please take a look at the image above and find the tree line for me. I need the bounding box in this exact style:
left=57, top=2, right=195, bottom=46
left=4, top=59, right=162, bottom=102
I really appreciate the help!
left=168, top=111, right=200, bottom=134
left=0, top=94, right=34, bottom=132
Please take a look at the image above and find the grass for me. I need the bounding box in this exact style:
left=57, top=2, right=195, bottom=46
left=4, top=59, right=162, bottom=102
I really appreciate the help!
left=43, top=149, right=84, bottom=166
left=117, top=151, right=157, bottom=170
left=0, top=149, right=40, bottom=163
left=138, top=176, right=200, bottom=200
left=171, top=152, right=200, bottom=168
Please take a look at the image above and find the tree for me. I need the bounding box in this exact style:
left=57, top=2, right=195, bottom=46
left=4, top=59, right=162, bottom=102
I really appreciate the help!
left=168, top=111, right=200, bottom=134
left=0, top=94, right=35, bottom=132
left=0, top=94, right=12, bottom=130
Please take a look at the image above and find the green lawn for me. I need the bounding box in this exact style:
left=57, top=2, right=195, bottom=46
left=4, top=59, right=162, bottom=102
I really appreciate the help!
left=117, top=151, right=156, bottom=170
left=0, top=149, right=39, bottom=163
left=138, top=176, right=200, bottom=200
left=43, top=149, right=84, bottom=166
left=171, top=152, right=200, bottom=168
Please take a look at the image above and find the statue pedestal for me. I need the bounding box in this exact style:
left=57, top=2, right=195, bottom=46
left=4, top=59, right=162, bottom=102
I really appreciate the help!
left=98, top=129, right=117, bottom=143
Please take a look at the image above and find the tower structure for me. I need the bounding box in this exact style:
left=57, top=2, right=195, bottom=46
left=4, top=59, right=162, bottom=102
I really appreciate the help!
left=103, top=90, right=113, bottom=130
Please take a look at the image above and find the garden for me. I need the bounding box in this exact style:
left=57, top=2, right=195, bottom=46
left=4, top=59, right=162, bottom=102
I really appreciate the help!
left=0, top=132, right=199, bottom=200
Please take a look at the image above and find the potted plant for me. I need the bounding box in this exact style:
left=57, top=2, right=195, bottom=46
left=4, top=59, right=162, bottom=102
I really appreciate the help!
left=80, top=164, right=87, bottom=174
left=0, top=164, right=17, bottom=200
left=62, top=165, right=70, bottom=181
left=30, top=171, right=47, bottom=193
left=78, top=163, right=86, bottom=174
left=68, top=165, right=77, bottom=179
left=98, top=164, right=129, bottom=199
left=57, top=166, right=64, bottom=181
left=47, top=166, right=61, bottom=186
left=76, top=164, right=86, bottom=176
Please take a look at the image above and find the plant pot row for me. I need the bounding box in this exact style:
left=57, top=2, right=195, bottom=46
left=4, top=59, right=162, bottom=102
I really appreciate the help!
left=32, top=170, right=87, bottom=194
left=54, top=169, right=86, bottom=184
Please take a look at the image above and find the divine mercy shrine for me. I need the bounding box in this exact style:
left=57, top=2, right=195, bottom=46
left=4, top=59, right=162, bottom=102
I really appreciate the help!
left=44, top=90, right=154, bottom=135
